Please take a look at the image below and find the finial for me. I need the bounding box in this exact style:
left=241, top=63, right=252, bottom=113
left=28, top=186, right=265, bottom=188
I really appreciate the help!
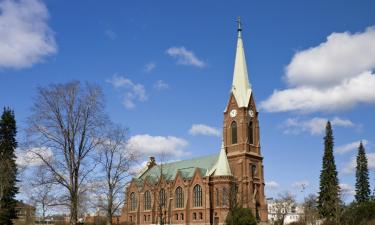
left=237, top=16, right=242, bottom=37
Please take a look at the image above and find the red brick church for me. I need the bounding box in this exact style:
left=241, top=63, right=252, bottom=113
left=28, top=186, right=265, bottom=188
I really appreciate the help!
left=120, top=20, right=268, bottom=225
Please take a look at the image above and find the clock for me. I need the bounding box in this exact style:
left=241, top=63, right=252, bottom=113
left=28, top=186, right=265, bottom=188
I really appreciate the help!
left=230, top=109, right=237, bottom=118
left=249, top=110, right=254, bottom=117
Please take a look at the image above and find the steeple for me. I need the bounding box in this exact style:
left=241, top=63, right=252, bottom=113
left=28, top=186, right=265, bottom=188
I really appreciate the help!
left=206, top=140, right=232, bottom=176
left=231, top=17, right=252, bottom=108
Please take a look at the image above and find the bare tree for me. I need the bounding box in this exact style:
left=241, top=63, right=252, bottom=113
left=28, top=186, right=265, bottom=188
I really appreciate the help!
left=273, top=192, right=296, bottom=225
left=26, top=81, right=108, bottom=225
left=96, top=125, right=137, bottom=225
left=302, top=194, right=319, bottom=225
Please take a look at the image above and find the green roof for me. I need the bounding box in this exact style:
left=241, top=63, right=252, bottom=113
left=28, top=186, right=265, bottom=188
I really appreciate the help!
left=138, top=154, right=219, bottom=182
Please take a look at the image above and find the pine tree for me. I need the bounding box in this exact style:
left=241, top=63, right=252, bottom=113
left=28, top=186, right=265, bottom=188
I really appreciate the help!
left=355, top=141, right=371, bottom=203
left=317, top=121, right=341, bottom=222
left=0, top=108, right=19, bottom=225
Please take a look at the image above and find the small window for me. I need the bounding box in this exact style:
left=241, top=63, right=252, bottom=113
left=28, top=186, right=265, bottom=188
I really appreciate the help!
left=231, top=121, right=237, bottom=144
left=199, top=212, right=203, bottom=220
left=148, top=215, right=150, bottom=221
left=216, top=188, right=220, bottom=206
left=193, top=213, right=196, bottom=220
left=175, top=214, right=178, bottom=220
left=222, top=187, right=228, bottom=206
left=181, top=213, right=184, bottom=220
left=144, top=215, right=146, bottom=221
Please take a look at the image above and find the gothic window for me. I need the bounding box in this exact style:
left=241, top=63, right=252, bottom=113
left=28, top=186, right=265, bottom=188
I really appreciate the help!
left=144, top=191, right=151, bottom=210
left=216, top=188, right=220, bottom=206
left=193, top=213, right=196, bottom=220
left=181, top=213, right=184, bottom=220
left=159, top=188, right=167, bottom=207
left=231, top=121, right=237, bottom=144
left=222, top=187, right=228, bottom=206
left=175, top=186, right=184, bottom=208
left=130, top=192, right=137, bottom=211
left=248, top=121, right=254, bottom=144
left=193, top=184, right=202, bottom=207
left=199, top=212, right=203, bottom=220
left=251, top=164, right=257, bottom=178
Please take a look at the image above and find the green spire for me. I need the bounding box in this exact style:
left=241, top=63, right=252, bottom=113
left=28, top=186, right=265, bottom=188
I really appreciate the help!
left=355, top=141, right=371, bottom=203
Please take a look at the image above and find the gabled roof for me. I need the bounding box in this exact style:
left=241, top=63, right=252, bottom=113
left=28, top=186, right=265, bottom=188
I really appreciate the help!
left=206, top=141, right=232, bottom=176
left=231, top=19, right=252, bottom=108
left=137, top=154, right=218, bottom=182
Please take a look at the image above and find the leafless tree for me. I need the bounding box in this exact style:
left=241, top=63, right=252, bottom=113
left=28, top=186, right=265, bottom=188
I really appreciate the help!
left=26, top=81, right=108, bottom=225
left=154, top=153, right=168, bottom=225
left=302, top=194, right=319, bottom=225
left=273, top=192, right=296, bottom=225
left=95, top=125, right=137, bottom=225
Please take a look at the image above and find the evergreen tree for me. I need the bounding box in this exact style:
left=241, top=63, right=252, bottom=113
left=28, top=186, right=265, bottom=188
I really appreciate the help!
left=355, top=141, right=371, bottom=203
left=317, top=121, right=341, bottom=222
left=0, top=108, right=19, bottom=225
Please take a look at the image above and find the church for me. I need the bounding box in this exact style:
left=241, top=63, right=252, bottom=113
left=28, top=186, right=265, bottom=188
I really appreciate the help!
left=120, top=21, right=268, bottom=225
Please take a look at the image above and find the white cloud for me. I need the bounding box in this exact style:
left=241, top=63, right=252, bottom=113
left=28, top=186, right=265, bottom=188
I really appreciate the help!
left=166, top=46, right=205, bottom=67
left=127, top=134, right=189, bottom=157
left=261, top=27, right=375, bottom=113
left=144, top=62, right=156, bottom=73
left=154, top=80, right=169, bottom=90
left=189, top=124, right=221, bottom=137
left=282, top=117, right=356, bottom=135
left=266, top=181, right=279, bottom=190
left=16, top=147, right=53, bottom=167
left=343, top=152, right=375, bottom=174
left=292, top=180, right=310, bottom=189
left=336, top=140, right=368, bottom=155
left=0, top=0, right=56, bottom=69
left=106, top=74, right=147, bottom=109
left=339, top=183, right=355, bottom=196
left=105, top=29, right=117, bottom=40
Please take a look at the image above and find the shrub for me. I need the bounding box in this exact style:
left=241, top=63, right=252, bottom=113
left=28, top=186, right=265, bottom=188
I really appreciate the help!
left=225, top=207, right=257, bottom=225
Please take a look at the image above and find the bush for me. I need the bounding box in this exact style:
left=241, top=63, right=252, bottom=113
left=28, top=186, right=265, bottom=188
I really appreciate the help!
left=225, top=207, right=257, bottom=225
left=289, top=222, right=306, bottom=225
left=340, top=201, right=375, bottom=225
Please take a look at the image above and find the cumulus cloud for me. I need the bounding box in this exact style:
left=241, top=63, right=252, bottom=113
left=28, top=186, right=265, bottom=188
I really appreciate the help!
left=144, top=62, right=156, bottom=73
left=127, top=134, right=189, bottom=157
left=166, top=46, right=205, bottom=67
left=336, top=140, right=368, bottom=155
left=266, top=181, right=279, bottom=190
left=282, top=117, right=356, bottom=135
left=16, top=147, right=53, bottom=167
left=189, top=124, right=221, bottom=137
left=0, top=0, right=57, bottom=69
left=261, top=27, right=375, bottom=113
left=154, top=80, right=169, bottom=90
left=106, top=74, right=147, bottom=109
left=342, top=152, right=375, bottom=174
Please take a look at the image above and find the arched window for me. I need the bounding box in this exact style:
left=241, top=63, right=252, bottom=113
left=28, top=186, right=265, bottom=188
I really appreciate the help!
left=193, top=184, right=202, bottom=207
left=222, top=187, right=228, bottom=206
left=231, top=121, right=237, bottom=144
left=216, top=188, right=220, bottom=206
left=175, top=187, right=184, bottom=208
left=130, top=192, right=137, bottom=211
left=159, top=188, right=167, bottom=207
left=144, top=191, right=151, bottom=210
left=248, top=121, right=254, bottom=144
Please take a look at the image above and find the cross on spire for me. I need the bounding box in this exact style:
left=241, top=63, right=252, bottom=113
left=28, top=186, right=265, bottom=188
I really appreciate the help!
left=237, top=16, right=242, bottom=38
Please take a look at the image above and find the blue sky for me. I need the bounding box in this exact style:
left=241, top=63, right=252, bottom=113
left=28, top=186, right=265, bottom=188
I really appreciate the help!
left=1, top=0, right=375, bottom=202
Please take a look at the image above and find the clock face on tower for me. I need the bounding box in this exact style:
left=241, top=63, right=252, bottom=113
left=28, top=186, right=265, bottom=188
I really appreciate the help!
left=249, top=110, right=254, bottom=117
left=230, top=109, right=237, bottom=118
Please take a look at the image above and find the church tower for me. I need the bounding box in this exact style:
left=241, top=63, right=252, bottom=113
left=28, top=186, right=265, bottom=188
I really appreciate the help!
left=223, top=18, right=268, bottom=221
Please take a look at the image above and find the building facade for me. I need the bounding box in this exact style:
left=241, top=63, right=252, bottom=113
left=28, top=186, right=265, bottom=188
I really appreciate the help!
left=120, top=21, right=268, bottom=225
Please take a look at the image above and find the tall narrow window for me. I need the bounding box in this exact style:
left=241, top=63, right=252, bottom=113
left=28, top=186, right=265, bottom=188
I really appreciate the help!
left=144, top=191, right=151, bottom=210
left=193, top=184, right=202, bottom=207
left=216, top=188, right=219, bottom=206
left=222, top=187, right=228, bottom=206
left=175, top=187, right=184, bottom=208
left=130, top=192, right=137, bottom=211
left=231, top=121, right=237, bottom=144
left=159, top=188, right=166, bottom=207
left=248, top=121, right=254, bottom=144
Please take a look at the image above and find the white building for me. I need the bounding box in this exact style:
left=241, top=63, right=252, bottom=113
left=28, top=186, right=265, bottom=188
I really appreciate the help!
left=267, top=198, right=304, bottom=224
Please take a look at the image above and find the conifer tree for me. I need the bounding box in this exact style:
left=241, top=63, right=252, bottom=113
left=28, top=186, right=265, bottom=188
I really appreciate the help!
left=317, top=121, right=341, bottom=222
left=0, top=108, right=19, bottom=225
left=355, top=141, right=371, bottom=203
